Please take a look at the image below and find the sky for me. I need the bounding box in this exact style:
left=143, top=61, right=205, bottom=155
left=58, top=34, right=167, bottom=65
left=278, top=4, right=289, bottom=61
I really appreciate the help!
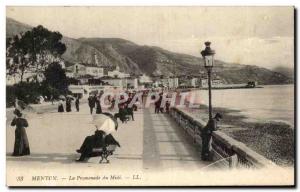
left=6, top=6, right=294, bottom=69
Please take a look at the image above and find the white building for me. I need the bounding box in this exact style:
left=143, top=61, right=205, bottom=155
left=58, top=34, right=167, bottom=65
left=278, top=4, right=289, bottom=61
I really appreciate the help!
left=139, top=74, right=153, bottom=84
left=66, top=63, right=104, bottom=78
left=107, top=66, right=130, bottom=78
left=154, top=77, right=178, bottom=88
left=200, top=78, right=223, bottom=87
left=68, top=84, right=116, bottom=99
left=191, top=77, right=199, bottom=87
left=65, top=69, right=74, bottom=78
left=168, top=77, right=179, bottom=88
left=101, top=77, right=138, bottom=89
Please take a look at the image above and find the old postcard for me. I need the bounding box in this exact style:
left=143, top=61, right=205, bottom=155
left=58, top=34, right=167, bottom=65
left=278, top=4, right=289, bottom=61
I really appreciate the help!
left=6, top=6, right=295, bottom=186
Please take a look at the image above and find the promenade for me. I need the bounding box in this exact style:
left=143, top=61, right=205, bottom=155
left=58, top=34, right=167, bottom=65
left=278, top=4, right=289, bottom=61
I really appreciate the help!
left=6, top=102, right=210, bottom=185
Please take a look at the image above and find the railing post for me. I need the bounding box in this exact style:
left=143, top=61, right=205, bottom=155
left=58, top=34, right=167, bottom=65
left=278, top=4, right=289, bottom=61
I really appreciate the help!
left=229, top=154, right=238, bottom=169
left=193, top=122, right=196, bottom=144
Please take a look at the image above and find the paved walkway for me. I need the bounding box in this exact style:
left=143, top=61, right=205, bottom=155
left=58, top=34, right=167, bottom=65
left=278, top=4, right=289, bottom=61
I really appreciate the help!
left=6, top=103, right=210, bottom=185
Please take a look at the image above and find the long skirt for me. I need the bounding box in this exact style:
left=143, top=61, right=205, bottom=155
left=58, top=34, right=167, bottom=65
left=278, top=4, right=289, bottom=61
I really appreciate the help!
left=66, top=103, right=71, bottom=112
left=58, top=104, right=64, bottom=112
left=13, top=127, right=30, bottom=156
left=96, top=106, right=102, bottom=114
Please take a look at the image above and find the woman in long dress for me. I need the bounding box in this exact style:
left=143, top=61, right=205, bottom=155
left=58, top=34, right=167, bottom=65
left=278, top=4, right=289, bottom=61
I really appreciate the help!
left=66, top=98, right=72, bottom=112
left=58, top=99, right=64, bottom=112
left=95, top=97, right=102, bottom=114
left=11, top=109, right=30, bottom=156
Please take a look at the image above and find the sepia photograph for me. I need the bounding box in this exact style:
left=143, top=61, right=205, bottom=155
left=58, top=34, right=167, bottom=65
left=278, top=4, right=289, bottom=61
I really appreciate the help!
left=5, top=6, right=295, bottom=186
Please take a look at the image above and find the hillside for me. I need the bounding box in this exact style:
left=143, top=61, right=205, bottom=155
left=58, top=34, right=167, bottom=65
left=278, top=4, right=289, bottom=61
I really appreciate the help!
left=6, top=17, right=32, bottom=37
left=273, top=66, right=294, bottom=79
left=6, top=17, right=293, bottom=85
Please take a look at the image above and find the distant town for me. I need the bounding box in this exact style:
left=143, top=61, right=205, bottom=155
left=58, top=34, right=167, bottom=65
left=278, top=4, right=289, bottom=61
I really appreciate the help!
left=7, top=50, right=259, bottom=100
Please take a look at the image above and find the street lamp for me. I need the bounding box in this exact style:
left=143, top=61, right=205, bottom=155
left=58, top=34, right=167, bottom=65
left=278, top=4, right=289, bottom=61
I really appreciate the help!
left=201, top=41, right=215, bottom=120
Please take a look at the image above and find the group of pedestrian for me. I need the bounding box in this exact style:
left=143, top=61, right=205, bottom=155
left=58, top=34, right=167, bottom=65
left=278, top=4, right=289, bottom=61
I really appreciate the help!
left=88, top=92, right=103, bottom=115
left=9, top=91, right=223, bottom=163
left=114, top=92, right=138, bottom=123
left=154, top=92, right=170, bottom=114
left=58, top=96, right=81, bottom=113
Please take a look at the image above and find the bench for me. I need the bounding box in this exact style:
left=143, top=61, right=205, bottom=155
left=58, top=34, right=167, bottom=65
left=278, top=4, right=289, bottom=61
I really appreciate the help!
left=92, top=145, right=117, bottom=163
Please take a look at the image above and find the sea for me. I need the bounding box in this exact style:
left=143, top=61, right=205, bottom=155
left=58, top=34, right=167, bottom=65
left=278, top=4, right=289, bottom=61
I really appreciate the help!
left=193, top=84, right=294, bottom=127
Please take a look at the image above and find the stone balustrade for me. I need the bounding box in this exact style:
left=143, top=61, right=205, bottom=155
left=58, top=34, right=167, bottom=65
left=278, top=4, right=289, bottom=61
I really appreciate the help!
left=170, top=107, right=276, bottom=169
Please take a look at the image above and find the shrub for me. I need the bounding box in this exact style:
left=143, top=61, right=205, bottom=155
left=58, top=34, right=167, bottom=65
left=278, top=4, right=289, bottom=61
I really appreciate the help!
left=6, top=82, right=41, bottom=107
left=6, top=81, right=66, bottom=107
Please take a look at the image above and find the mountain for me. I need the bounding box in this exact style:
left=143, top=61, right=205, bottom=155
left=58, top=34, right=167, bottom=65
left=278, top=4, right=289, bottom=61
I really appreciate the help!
left=6, top=17, right=293, bottom=85
left=6, top=17, right=32, bottom=37
left=273, top=66, right=294, bottom=79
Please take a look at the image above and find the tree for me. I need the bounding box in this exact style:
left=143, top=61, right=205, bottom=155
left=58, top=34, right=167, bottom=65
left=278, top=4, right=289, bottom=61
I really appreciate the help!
left=6, top=25, right=66, bottom=82
left=22, top=25, right=66, bottom=77
left=6, top=35, right=32, bottom=82
left=44, top=62, right=68, bottom=94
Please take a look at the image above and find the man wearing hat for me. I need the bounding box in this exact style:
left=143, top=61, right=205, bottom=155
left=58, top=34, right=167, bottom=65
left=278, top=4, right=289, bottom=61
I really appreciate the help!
left=200, top=113, right=222, bottom=161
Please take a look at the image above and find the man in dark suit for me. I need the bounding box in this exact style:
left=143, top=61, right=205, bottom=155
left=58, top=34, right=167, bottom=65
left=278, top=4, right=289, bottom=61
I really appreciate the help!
left=201, top=113, right=222, bottom=161
left=88, top=95, right=96, bottom=114
left=75, top=96, right=80, bottom=112
left=154, top=93, right=163, bottom=114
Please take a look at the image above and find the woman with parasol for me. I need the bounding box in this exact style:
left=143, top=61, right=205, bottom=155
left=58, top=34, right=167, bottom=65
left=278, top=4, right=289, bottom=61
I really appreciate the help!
left=58, top=95, right=65, bottom=112
left=76, top=113, right=120, bottom=162
left=65, top=95, right=74, bottom=112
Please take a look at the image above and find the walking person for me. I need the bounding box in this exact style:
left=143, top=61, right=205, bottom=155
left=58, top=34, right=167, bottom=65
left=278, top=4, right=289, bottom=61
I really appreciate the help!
left=66, top=97, right=72, bottom=112
left=110, top=97, right=116, bottom=110
left=159, top=93, right=164, bottom=113
left=11, top=109, right=30, bottom=156
left=75, top=96, right=80, bottom=112
left=95, top=96, right=102, bottom=114
left=50, top=95, right=54, bottom=105
left=125, top=95, right=134, bottom=121
left=58, top=99, right=64, bottom=112
left=200, top=113, right=222, bottom=161
left=165, top=101, right=170, bottom=114
left=88, top=95, right=96, bottom=114
left=114, top=102, right=127, bottom=123
left=154, top=93, right=163, bottom=113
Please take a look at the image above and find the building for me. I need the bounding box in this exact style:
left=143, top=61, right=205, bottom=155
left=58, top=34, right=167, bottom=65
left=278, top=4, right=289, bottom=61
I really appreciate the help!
left=168, top=77, right=179, bottom=88
left=65, top=69, right=74, bottom=78
left=66, top=63, right=104, bottom=78
left=139, top=74, right=152, bottom=84
left=191, top=77, right=199, bottom=87
left=153, top=77, right=179, bottom=89
left=101, top=76, right=138, bottom=89
left=68, top=84, right=116, bottom=99
left=200, top=77, right=223, bottom=87
left=107, top=66, right=130, bottom=78
left=6, top=56, right=66, bottom=85
left=77, top=74, right=95, bottom=85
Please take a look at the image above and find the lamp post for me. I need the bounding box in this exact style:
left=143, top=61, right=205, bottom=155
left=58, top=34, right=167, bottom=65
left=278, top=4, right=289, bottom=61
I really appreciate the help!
left=201, top=42, right=215, bottom=120
left=199, top=41, right=216, bottom=161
